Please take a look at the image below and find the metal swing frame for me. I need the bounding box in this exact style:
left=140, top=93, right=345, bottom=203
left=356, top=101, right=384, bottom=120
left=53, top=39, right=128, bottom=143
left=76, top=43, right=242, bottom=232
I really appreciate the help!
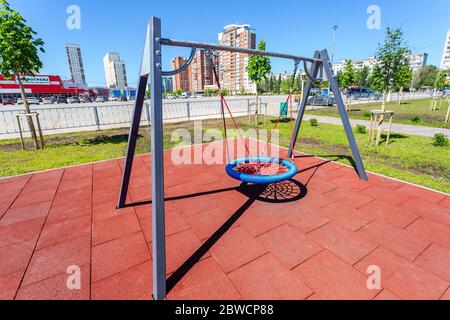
left=117, top=16, right=368, bottom=300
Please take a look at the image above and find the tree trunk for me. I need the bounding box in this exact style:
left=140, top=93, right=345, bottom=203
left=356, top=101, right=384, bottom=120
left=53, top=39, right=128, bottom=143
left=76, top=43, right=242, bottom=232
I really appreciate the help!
left=397, top=87, right=404, bottom=105
left=18, top=81, right=39, bottom=149
left=254, top=90, right=259, bottom=126
left=375, top=90, right=388, bottom=145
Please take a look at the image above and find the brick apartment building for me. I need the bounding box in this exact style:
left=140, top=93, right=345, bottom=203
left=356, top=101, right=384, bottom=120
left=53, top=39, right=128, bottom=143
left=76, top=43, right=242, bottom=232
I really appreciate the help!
left=171, top=57, right=190, bottom=92
left=218, top=24, right=256, bottom=94
left=189, top=50, right=218, bottom=93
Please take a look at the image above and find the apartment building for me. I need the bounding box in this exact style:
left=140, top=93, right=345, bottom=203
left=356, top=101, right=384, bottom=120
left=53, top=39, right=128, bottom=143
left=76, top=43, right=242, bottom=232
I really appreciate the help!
left=333, top=53, right=427, bottom=74
left=218, top=24, right=257, bottom=94
left=162, top=77, right=173, bottom=93
left=188, top=50, right=217, bottom=93
left=65, top=44, right=86, bottom=84
left=103, top=53, right=128, bottom=89
left=440, top=28, right=450, bottom=70
left=171, top=57, right=190, bottom=92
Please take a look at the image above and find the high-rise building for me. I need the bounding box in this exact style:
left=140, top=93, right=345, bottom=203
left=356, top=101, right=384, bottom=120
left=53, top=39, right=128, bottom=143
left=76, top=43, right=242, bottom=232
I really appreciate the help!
left=440, top=28, right=450, bottom=70
left=410, top=53, right=428, bottom=71
left=218, top=24, right=256, bottom=94
left=188, top=51, right=217, bottom=93
left=103, top=53, right=128, bottom=89
left=171, top=57, right=190, bottom=92
left=65, top=44, right=86, bottom=84
left=162, top=77, right=173, bottom=93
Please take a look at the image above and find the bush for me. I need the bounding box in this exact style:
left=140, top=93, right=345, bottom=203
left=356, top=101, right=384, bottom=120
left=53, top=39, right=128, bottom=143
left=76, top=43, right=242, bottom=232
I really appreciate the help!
left=309, top=118, right=319, bottom=127
left=411, top=115, right=421, bottom=123
left=355, top=124, right=367, bottom=134
left=432, top=133, right=449, bottom=147
left=363, top=112, right=372, bottom=118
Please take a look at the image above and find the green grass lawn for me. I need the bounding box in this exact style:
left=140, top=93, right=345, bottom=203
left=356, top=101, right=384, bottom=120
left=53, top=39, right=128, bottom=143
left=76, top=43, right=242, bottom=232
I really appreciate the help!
left=0, top=117, right=449, bottom=193
left=306, top=98, right=450, bottom=129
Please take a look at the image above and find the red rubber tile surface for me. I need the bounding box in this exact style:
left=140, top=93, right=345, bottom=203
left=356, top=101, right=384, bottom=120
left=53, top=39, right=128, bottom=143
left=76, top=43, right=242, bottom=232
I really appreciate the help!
left=0, top=143, right=448, bottom=300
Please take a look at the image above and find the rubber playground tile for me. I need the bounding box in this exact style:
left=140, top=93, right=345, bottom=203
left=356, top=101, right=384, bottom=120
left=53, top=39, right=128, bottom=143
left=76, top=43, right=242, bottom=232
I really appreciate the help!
left=353, top=247, right=411, bottom=283
left=0, top=239, right=36, bottom=277
left=52, top=188, right=92, bottom=207
left=228, top=254, right=313, bottom=300
left=405, top=219, right=450, bottom=248
left=414, top=244, right=450, bottom=282
left=92, top=232, right=150, bottom=282
left=237, top=206, right=286, bottom=237
left=257, top=224, right=323, bottom=269
left=293, top=251, right=379, bottom=300
left=359, top=185, right=411, bottom=207
left=16, top=264, right=90, bottom=300
left=209, top=227, right=268, bottom=273
left=92, top=261, right=153, bottom=300
left=168, top=257, right=241, bottom=300
left=57, top=177, right=92, bottom=193
left=286, top=206, right=331, bottom=234
left=398, top=198, right=450, bottom=226
left=357, top=220, right=431, bottom=262
left=163, top=229, right=208, bottom=275
left=322, top=187, right=375, bottom=209
left=30, top=169, right=64, bottom=182
left=318, top=203, right=374, bottom=232
left=374, top=290, right=401, bottom=300
left=0, top=201, right=52, bottom=226
left=92, top=201, right=135, bottom=222
left=138, top=208, right=192, bottom=242
left=10, top=189, right=57, bottom=209
left=395, top=184, right=447, bottom=205
left=441, top=288, right=450, bottom=300
left=22, top=235, right=90, bottom=287
left=37, top=215, right=91, bottom=250
left=384, top=263, right=449, bottom=300
left=357, top=200, right=419, bottom=229
left=22, top=178, right=60, bottom=194
left=46, top=200, right=92, bottom=225
left=308, top=223, right=377, bottom=266
left=0, top=270, right=24, bottom=300
left=92, top=212, right=141, bottom=246
left=0, top=217, right=44, bottom=248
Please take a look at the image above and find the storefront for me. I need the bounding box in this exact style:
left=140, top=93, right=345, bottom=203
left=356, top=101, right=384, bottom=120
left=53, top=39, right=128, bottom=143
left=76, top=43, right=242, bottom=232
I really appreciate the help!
left=0, top=74, right=88, bottom=101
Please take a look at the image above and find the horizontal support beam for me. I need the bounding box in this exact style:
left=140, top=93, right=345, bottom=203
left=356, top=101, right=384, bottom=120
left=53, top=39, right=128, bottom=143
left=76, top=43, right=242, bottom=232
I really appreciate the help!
left=159, top=38, right=321, bottom=64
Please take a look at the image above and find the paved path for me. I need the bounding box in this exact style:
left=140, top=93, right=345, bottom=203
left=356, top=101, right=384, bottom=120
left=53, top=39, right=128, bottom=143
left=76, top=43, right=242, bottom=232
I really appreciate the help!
left=300, top=114, right=450, bottom=138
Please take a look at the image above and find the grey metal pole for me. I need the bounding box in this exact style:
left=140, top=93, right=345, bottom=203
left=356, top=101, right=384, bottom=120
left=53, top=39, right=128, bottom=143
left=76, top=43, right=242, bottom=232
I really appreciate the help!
left=150, top=17, right=167, bottom=300
left=320, top=49, right=368, bottom=181
left=288, top=51, right=322, bottom=158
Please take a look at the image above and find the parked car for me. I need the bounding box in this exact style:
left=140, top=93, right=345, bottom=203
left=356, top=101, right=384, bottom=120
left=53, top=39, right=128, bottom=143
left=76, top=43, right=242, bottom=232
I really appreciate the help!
left=42, top=97, right=55, bottom=104
left=56, top=96, right=68, bottom=104
left=81, top=96, right=92, bottom=103
left=306, top=95, right=336, bottom=106
left=166, top=94, right=177, bottom=100
left=95, top=96, right=108, bottom=103
left=109, top=96, right=120, bottom=102
left=346, top=87, right=381, bottom=100
left=67, top=96, right=80, bottom=104
left=17, top=97, right=40, bottom=105
left=1, top=98, right=14, bottom=105
left=119, top=96, right=128, bottom=102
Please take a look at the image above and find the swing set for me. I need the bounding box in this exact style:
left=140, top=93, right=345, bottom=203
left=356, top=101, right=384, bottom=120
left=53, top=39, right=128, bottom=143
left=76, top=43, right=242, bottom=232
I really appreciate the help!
left=116, top=17, right=368, bottom=300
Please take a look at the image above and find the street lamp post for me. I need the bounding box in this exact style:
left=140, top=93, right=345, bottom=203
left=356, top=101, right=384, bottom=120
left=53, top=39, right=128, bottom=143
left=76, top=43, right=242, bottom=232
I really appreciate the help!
left=331, top=25, right=338, bottom=65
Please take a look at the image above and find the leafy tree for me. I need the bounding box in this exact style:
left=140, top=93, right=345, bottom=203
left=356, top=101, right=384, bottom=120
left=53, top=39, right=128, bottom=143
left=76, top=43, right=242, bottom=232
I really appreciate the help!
left=371, top=27, right=410, bottom=145
left=435, top=70, right=449, bottom=90
left=0, top=0, right=45, bottom=149
left=372, top=27, right=411, bottom=110
left=246, top=40, right=272, bottom=125
left=395, top=65, right=413, bottom=104
left=340, top=60, right=357, bottom=89
left=412, top=65, right=439, bottom=89
left=355, top=66, right=370, bottom=88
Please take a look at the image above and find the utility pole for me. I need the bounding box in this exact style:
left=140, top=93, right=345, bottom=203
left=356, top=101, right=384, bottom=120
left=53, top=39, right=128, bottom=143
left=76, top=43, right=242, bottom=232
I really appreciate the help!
left=331, top=25, right=338, bottom=65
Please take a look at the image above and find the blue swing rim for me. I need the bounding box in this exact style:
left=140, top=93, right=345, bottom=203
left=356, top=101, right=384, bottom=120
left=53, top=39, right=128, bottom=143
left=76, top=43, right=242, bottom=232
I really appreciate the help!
left=225, top=156, right=298, bottom=185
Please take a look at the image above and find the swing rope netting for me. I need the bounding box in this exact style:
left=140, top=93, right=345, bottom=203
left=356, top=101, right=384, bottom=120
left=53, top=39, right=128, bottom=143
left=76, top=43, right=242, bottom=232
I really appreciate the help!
left=206, top=50, right=301, bottom=184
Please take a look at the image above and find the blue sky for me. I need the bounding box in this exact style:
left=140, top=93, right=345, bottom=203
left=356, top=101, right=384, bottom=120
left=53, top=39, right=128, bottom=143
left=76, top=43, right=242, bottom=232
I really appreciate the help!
left=8, top=0, right=450, bottom=87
